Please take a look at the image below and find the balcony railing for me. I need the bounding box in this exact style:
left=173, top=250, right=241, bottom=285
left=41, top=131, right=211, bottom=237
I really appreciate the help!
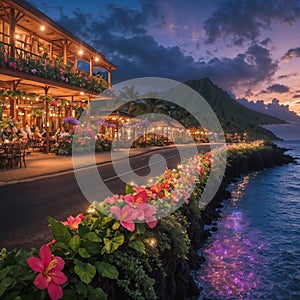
left=0, top=42, right=108, bottom=93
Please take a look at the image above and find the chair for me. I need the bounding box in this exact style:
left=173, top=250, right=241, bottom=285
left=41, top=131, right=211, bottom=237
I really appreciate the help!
left=0, top=143, right=20, bottom=170
left=15, top=140, right=27, bottom=168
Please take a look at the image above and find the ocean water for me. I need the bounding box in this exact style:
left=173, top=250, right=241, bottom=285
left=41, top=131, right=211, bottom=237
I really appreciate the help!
left=195, top=141, right=300, bottom=300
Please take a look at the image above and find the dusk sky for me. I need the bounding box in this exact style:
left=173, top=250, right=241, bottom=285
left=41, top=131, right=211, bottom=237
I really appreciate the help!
left=29, top=0, right=300, bottom=115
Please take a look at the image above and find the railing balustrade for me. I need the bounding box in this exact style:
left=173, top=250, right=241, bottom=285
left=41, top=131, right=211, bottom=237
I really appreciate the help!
left=0, top=42, right=108, bottom=93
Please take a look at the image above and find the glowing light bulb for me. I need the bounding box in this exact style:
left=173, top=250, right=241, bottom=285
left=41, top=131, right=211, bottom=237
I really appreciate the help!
left=87, top=205, right=95, bottom=214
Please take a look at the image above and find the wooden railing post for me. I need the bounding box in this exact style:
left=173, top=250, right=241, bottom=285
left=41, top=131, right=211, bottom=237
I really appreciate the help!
left=9, top=8, right=16, bottom=58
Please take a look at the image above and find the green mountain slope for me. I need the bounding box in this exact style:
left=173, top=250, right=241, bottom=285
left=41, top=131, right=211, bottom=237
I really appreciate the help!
left=185, top=77, right=284, bottom=139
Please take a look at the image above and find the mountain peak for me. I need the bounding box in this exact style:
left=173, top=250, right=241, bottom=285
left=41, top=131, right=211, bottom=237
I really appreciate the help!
left=184, top=78, right=284, bottom=139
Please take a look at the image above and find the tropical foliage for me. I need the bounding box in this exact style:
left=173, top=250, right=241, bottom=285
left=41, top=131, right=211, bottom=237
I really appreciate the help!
left=0, top=141, right=266, bottom=299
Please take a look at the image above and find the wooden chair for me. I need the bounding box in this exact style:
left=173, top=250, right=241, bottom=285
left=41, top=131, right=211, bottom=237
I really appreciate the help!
left=0, top=143, right=20, bottom=170
left=15, top=140, right=27, bottom=168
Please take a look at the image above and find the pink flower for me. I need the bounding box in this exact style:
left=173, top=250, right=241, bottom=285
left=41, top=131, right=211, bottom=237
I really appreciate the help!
left=27, top=244, right=67, bottom=300
left=62, top=213, right=85, bottom=230
left=110, top=205, right=138, bottom=232
left=135, top=204, right=158, bottom=229
left=105, top=194, right=119, bottom=205
left=31, top=69, right=37, bottom=74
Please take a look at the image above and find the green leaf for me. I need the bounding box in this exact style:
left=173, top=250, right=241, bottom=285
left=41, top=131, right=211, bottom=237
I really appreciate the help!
left=84, top=241, right=101, bottom=255
left=74, top=260, right=96, bottom=284
left=105, top=228, right=111, bottom=237
left=78, top=225, right=89, bottom=236
left=101, top=217, right=113, bottom=227
left=89, top=219, right=100, bottom=231
left=0, top=268, right=10, bottom=282
left=83, top=232, right=101, bottom=243
left=78, top=248, right=91, bottom=258
left=129, top=240, right=146, bottom=255
left=75, top=281, right=88, bottom=297
left=88, top=287, right=107, bottom=300
left=103, top=234, right=124, bottom=254
left=125, top=184, right=135, bottom=195
left=47, top=217, right=71, bottom=246
left=112, top=221, right=120, bottom=230
left=95, top=261, right=119, bottom=279
left=69, top=235, right=81, bottom=252
left=61, top=289, right=77, bottom=300
left=3, top=291, right=21, bottom=300
left=0, top=277, right=16, bottom=297
left=93, top=201, right=106, bottom=216
left=15, top=250, right=31, bottom=268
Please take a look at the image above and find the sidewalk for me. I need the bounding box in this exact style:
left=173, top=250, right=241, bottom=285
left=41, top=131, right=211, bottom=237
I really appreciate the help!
left=0, top=146, right=174, bottom=185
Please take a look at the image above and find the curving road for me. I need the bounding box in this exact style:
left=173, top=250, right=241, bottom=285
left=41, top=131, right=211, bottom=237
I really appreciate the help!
left=0, top=145, right=211, bottom=250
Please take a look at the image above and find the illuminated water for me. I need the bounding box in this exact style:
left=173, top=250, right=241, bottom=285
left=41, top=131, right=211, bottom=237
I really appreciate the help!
left=195, top=141, right=300, bottom=300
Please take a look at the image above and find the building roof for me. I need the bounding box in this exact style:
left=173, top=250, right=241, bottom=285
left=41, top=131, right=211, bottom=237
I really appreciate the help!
left=0, top=0, right=116, bottom=71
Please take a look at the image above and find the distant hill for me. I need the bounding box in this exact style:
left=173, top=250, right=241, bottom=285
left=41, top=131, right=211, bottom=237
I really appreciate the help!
left=184, top=77, right=285, bottom=139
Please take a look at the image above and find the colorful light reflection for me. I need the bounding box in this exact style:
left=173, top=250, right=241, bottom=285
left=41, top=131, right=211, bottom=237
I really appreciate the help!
left=199, top=211, right=266, bottom=299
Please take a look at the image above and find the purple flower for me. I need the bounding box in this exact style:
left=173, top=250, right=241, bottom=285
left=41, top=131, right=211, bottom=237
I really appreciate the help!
left=31, top=69, right=37, bottom=74
left=63, top=117, right=80, bottom=125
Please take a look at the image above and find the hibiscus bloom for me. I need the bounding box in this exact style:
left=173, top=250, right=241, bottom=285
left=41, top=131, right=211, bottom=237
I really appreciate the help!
left=62, top=213, right=85, bottom=230
left=110, top=205, right=138, bottom=232
left=27, top=244, right=67, bottom=300
left=137, top=204, right=157, bottom=229
left=135, top=203, right=158, bottom=229
left=124, top=190, right=148, bottom=205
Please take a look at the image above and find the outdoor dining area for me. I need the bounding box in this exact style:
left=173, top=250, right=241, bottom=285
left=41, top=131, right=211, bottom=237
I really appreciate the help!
left=0, top=106, right=210, bottom=171
left=0, top=137, right=27, bottom=170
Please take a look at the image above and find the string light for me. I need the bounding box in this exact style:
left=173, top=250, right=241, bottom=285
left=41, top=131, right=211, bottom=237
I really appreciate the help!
left=145, top=238, right=157, bottom=248
left=87, top=205, right=96, bottom=214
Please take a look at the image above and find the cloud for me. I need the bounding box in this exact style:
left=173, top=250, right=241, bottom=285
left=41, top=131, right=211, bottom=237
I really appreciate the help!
left=282, top=47, right=300, bottom=61
left=260, top=38, right=272, bottom=46
left=238, top=97, right=300, bottom=122
left=203, top=0, right=300, bottom=45
left=292, top=94, right=300, bottom=99
left=32, top=1, right=278, bottom=97
left=190, top=44, right=278, bottom=92
left=266, top=84, right=290, bottom=93
left=278, top=73, right=297, bottom=79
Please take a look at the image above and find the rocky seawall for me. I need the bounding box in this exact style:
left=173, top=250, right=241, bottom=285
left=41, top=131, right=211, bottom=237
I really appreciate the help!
left=154, top=145, right=295, bottom=300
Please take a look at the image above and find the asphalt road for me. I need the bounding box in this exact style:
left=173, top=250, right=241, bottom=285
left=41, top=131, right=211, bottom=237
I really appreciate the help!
left=0, top=145, right=211, bottom=250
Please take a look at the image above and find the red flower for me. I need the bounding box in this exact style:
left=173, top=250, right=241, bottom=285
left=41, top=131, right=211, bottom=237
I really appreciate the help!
left=150, top=184, right=165, bottom=199
left=124, top=190, right=148, bottom=205
left=62, top=213, right=85, bottom=230
left=27, top=244, right=67, bottom=300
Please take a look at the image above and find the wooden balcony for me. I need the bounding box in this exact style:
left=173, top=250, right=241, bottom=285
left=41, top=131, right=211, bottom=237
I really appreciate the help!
left=0, top=42, right=110, bottom=98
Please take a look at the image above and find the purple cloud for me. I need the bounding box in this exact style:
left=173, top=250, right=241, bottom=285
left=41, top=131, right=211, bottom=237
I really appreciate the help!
left=266, top=84, right=290, bottom=93
left=282, top=47, right=300, bottom=61
left=204, top=0, right=300, bottom=45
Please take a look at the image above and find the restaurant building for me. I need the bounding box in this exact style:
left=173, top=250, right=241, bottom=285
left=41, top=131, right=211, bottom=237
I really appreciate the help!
left=0, top=0, right=116, bottom=137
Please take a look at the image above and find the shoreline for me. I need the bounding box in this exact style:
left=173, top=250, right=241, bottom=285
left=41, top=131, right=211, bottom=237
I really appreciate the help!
left=170, top=144, right=296, bottom=300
